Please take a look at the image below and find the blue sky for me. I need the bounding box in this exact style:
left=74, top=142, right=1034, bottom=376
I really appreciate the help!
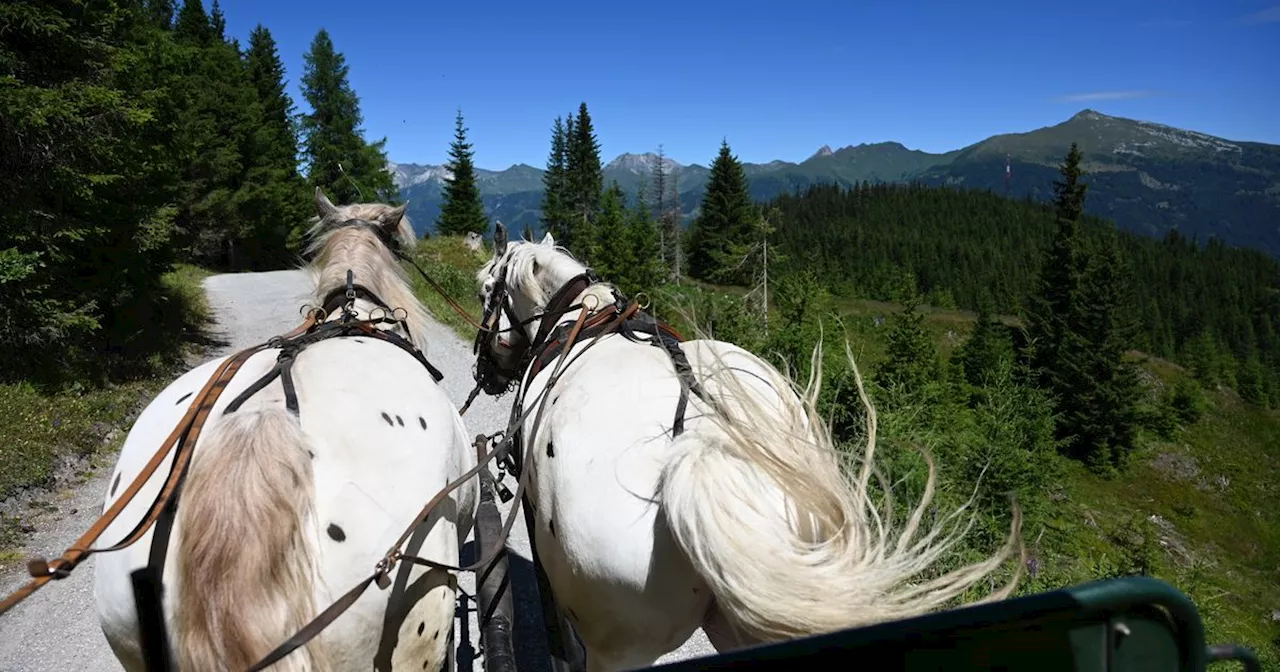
left=217, top=0, right=1279, bottom=170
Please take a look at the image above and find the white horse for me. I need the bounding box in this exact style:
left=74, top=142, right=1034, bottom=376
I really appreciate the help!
left=93, top=189, right=477, bottom=672
left=474, top=225, right=1025, bottom=672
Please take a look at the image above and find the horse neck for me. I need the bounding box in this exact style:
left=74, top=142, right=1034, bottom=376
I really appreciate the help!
left=312, top=229, right=431, bottom=353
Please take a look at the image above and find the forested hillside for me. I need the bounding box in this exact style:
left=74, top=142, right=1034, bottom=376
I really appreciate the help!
left=0, top=0, right=395, bottom=551
left=0, top=0, right=395, bottom=384
left=395, top=109, right=1280, bottom=259
left=490, top=117, right=1278, bottom=661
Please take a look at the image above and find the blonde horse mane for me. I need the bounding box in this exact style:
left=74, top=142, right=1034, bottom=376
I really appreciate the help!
left=674, top=333, right=1025, bottom=639
left=302, top=189, right=433, bottom=354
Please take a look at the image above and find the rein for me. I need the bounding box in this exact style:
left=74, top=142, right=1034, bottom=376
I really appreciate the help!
left=0, top=312, right=320, bottom=617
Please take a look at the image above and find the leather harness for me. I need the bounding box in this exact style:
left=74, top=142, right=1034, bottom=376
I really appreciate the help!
left=0, top=236, right=714, bottom=671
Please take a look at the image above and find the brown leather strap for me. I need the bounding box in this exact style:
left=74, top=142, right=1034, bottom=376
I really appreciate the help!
left=0, top=311, right=319, bottom=617
left=248, top=301, right=641, bottom=671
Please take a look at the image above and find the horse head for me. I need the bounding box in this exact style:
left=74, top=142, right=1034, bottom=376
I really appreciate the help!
left=305, top=187, right=432, bottom=354
left=472, top=222, right=603, bottom=395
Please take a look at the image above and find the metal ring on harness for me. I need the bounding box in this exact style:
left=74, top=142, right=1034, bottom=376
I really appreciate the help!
left=633, top=291, right=652, bottom=311
left=392, top=306, right=408, bottom=322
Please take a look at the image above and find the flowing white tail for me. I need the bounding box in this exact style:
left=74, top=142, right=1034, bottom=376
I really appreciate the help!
left=661, top=339, right=1025, bottom=644
left=174, top=405, right=328, bottom=672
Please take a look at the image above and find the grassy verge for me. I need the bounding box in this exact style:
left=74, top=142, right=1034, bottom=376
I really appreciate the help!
left=0, top=263, right=214, bottom=556
left=404, top=236, right=490, bottom=338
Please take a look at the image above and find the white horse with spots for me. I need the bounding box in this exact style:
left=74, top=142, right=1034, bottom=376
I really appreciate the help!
left=93, top=189, right=477, bottom=672
left=474, top=225, right=1025, bottom=672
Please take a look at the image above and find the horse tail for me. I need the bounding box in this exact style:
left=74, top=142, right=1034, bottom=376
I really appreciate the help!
left=175, top=405, right=328, bottom=672
left=660, top=338, right=1025, bottom=645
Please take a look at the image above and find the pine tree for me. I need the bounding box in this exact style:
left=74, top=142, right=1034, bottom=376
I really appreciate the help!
left=686, top=139, right=754, bottom=283
left=628, top=174, right=664, bottom=293
left=877, top=286, right=940, bottom=396
left=1025, top=143, right=1091, bottom=401
left=436, top=110, right=488, bottom=236
left=593, top=182, right=632, bottom=285
left=651, top=145, right=669, bottom=273
left=168, top=0, right=262, bottom=268
left=541, top=116, right=570, bottom=242
left=241, top=24, right=309, bottom=266
left=0, top=0, right=180, bottom=379
left=563, top=102, right=603, bottom=257
left=1072, top=239, right=1144, bottom=470
left=957, top=293, right=1011, bottom=387
left=209, top=0, right=226, bottom=39
left=299, top=28, right=396, bottom=208
left=174, top=0, right=212, bottom=44
left=145, top=0, right=176, bottom=28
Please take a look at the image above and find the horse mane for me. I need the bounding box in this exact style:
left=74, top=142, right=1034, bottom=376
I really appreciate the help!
left=301, top=202, right=433, bottom=354
left=482, top=238, right=615, bottom=311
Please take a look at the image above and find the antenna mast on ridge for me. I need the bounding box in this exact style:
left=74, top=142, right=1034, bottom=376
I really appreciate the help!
left=1004, top=153, right=1012, bottom=198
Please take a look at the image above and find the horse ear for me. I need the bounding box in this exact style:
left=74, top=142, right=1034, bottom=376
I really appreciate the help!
left=540, top=232, right=555, bottom=247
left=315, top=187, right=339, bottom=220
left=494, top=221, right=508, bottom=258
left=379, top=202, right=408, bottom=231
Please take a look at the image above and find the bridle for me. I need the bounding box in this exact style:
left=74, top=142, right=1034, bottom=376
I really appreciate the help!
left=471, top=239, right=602, bottom=399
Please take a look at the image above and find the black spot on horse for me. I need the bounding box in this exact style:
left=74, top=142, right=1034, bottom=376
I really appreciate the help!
left=307, top=450, right=315, bottom=460
left=110, top=472, right=121, bottom=497
left=327, top=524, right=346, bottom=542
left=419, top=416, right=427, bottom=430
left=549, top=518, right=556, bottom=538
left=381, top=412, right=393, bottom=426
left=353, top=339, right=365, bottom=344
left=175, top=392, right=193, bottom=405
left=432, top=629, right=439, bottom=640
left=546, top=441, right=555, bottom=457
left=396, top=415, right=404, bottom=427
left=417, top=622, right=424, bottom=636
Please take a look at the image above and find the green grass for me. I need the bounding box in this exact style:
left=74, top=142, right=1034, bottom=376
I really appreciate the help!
left=0, top=262, right=214, bottom=554
left=404, top=236, right=490, bottom=338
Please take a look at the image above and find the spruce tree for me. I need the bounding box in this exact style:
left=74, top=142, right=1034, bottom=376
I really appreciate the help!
left=541, top=116, right=570, bottom=242
left=145, top=0, right=176, bottom=28
left=241, top=24, right=309, bottom=266
left=436, top=110, right=488, bottom=236
left=563, top=102, right=603, bottom=257
left=1073, top=239, right=1144, bottom=470
left=957, top=293, right=1011, bottom=387
left=877, top=287, right=940, bottom=396
left=593, top=182, right=632, bottom=285
left=651, top=145, right=669, bottom=273
left=686, top=139, right=754, bottom=283
left=174, top=0, right=212, bottom=44
left=0, top=0, right=180, bottom=379
left=299, top=28, right=396, bottom=208
left=169, top=0, right=261, bottom=268
left=628, top=175, right=665, bottom=293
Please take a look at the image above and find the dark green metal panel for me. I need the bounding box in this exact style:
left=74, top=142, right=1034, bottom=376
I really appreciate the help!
left=643, top=576, right=1258, bottom=671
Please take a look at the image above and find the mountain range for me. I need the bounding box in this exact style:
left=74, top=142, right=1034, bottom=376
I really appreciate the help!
left=391, top=109, right=1280, bottom=258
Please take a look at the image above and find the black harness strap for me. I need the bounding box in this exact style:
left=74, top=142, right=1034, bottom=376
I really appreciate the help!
left=526, top=297, right=710, bottom=439
left=142, top=274, right=445, bottom=599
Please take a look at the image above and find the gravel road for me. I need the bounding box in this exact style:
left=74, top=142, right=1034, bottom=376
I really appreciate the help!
left=0, top=269, right=714, bottom=671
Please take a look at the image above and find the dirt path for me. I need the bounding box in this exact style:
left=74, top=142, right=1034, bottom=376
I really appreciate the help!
left=0, top=269, right=714, bottom=671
